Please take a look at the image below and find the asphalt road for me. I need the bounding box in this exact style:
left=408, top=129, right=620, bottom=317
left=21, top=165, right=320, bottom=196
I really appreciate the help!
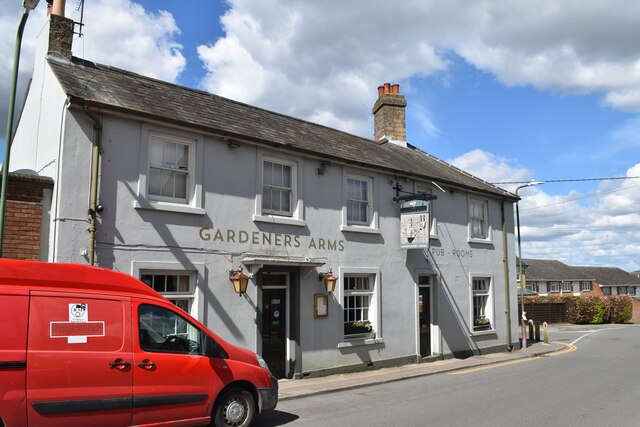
left=254, top=324, right=640, bottom=427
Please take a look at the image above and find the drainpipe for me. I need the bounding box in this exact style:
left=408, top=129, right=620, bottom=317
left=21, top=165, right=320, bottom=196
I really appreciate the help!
left=84, top=109, right=102, bottom=265
left=501, top=198, right=513, bottom=351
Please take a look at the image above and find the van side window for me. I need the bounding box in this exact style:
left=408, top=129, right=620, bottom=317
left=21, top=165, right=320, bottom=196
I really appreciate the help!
left=138, top=304, right=202, bottom=355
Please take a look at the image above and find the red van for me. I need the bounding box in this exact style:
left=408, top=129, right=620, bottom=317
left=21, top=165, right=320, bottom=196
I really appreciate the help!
left=0, top=259, right=277, bottom=427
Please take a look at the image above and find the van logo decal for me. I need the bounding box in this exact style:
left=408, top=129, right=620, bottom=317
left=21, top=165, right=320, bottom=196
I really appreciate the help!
left=50, top=303, right=105, bottom=344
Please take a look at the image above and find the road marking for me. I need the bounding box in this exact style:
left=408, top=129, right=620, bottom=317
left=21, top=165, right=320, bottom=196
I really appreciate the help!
left=448, top=341, right=576, bottom=375
left=448, top=357, right=542, bottom=375
left=569, top=327, right=625, bottom=345
left=547, top=341, right=576, bottom=356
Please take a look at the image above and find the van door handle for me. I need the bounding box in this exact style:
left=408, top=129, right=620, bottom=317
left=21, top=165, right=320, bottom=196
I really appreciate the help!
left=136, top=361, right=156, bottom=369
left=110, top=359, right=131, bottom=370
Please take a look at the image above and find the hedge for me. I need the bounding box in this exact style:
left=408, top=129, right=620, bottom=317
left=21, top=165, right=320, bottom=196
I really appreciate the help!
left=524, top=295, right=633, bottom=324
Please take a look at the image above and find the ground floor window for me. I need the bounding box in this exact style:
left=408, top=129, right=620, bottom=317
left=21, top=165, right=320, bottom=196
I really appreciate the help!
left=141, top=271, right=194, bottom=313
left=561, top=281, right=572, bottom=292
left=526, top=281, right=538, bottom=293
left=549, top=282, right=560, bottom=292
left=343, top=274, right=376, bottom=338
left=602, top=287, right=612, bottom=296
left=617, top=286, right=628, bottom=295
left=472, top=277, right=492, bottom=332
left=629, top=286, right=636, bottom=296
left=581, top=281, right=592, bottom=291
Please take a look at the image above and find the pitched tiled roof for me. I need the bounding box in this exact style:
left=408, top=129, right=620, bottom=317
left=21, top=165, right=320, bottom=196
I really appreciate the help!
left=522, top=259, right=590, bottom=281
left=523, top=258, right=640, bottom=286
left=577, top=266, right=640, bottom=287
left=47, top=56, right=516, bottom=200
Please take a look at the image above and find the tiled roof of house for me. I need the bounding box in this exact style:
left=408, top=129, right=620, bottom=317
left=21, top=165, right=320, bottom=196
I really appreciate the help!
left=521, top=259, right=589, bottom=281
left=577, top=266, right=640, bottom=287
left=47, top=56, right=516, bottom=200
left=523, top=258, right=640, bottom=286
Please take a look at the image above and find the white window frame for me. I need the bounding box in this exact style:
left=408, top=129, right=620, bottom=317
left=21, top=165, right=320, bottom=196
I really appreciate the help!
left=581, top=281, right=592, bottom=292
left=131, top=261, right=205, bottom=320
left=341, top=171, right=379, bottom=233
left=417, top=184, right=438, bottom=239
left=337, top=267, right=382, bottom=347
left=470, top=275, right=494, bottom=334
left=629, top=286, right=636, bottom=296
left=550, top=282, right=560, bottom=292
left=602, top=286, right=612, bottom=296
left=468, top=197, right=491, bottom=243
left=526, top=281, right=538, bottom=293
left=561, top=281, right=572, bottom=292
left=254, top=152, right=305, bottom=227
left=617, top=286, right=628, bottom=295
left=135, top=127, right=204, bottom=215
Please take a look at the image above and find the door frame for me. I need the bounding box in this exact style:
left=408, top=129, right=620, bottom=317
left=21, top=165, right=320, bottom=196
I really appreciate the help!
left=260, top=271, right=291, bottom=378
left=416, top=274, right=437, bottom=357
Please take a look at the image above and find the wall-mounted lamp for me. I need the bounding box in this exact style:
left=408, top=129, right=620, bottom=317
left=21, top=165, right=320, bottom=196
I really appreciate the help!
left=227, top=141, right=240, bottom=149
left=229, top=265, right=249, bottom=296
left=316, top=160, right=332, bottom=176
left=318, top=268, right=337, bottom=293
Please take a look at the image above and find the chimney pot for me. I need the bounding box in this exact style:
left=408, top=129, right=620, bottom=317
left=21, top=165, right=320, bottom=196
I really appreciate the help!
left=51, top=0, right=66, bottom=17
left=377, top=86, right=384, bottom=97
left=384, top=83, right=391, bottom=93
left=392, top=84, right=400, bottom=94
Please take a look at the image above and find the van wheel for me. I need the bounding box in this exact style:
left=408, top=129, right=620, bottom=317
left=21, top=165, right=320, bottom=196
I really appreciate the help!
left=213, top=387, right=255, bottom=427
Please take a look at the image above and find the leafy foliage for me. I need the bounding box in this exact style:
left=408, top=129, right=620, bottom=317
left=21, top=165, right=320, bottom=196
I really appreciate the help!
left=524, top=295, right=633, bottom=324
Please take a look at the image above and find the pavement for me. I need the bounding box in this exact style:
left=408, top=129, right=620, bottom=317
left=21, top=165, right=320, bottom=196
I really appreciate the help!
left=278, top=340, right=566, bottom=401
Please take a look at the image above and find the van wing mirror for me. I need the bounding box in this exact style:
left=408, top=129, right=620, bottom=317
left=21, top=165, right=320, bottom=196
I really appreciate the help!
left=204, top=334, right=228, bottom=359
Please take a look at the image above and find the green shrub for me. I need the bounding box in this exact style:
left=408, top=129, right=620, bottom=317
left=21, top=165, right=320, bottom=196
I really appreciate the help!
left=606, top=296, right=633, bottom=323
left=524, top=295, right=633, bottom=324
left=591, top=298, right=605, bottom=324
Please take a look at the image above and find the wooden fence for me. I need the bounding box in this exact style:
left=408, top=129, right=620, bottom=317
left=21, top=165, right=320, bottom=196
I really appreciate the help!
left=518, top=302, right=566, bottom=324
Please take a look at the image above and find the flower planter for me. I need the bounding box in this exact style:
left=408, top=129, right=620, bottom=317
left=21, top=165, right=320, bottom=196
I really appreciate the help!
left=345, top=325, right=371, bottom=335
left=474, top=323, right=492, bottom=331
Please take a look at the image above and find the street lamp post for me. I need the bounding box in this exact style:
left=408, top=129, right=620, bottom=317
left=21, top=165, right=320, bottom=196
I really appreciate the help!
left=516, top=181, right=544, bottom=348
left=0, top=0, right=40, bottom=257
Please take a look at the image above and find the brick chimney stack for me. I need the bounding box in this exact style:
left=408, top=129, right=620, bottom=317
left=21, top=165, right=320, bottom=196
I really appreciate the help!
left=372, top=83, right=407, bottom=147
left=45, top=0, right=73, bottom=59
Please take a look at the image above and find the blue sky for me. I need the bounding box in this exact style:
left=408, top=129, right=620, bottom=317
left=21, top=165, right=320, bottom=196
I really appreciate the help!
left=1, top=0, right=639, bottom=271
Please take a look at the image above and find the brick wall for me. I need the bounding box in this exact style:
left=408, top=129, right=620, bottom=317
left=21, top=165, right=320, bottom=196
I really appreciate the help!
left=1, top=173, right=53, bottom=260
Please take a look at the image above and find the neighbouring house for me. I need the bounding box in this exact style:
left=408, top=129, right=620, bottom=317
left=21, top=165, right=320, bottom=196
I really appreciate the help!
left=520, top=259, right=596, bottom=296
left=522, top=258, right=640, bottom=322
left=0, top=172, right=53, bottom=260
left=9, top=8, right=521, bottom=378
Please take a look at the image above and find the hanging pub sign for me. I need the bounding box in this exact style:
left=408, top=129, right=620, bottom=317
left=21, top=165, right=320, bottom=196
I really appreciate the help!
left=400, top=200, right=430, bottom=249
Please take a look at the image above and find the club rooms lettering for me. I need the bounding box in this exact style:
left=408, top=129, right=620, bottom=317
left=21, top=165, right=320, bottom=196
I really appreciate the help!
left=199, top=227, right=345, bottom=251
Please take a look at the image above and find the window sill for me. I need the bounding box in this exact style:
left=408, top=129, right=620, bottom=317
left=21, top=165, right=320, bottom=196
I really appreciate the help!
left=134, top=200, right=206, bottom=215
left=337, top=337, right=384, bottom=348
left=340, top=225, right=381, bottom=234
left=471, top=328, right=497, bottom=337
left=467, top=238, right=493, bottom=245
left=253, top=214, right=307, bottom=227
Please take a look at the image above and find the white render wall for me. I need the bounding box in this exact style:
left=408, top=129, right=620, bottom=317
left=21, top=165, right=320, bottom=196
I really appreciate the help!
left=11, top=35, right=520, bottom=372
left=35, top=105, right=520, bottom=373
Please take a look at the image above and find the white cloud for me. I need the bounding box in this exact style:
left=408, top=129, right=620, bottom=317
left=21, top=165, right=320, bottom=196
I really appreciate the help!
left=448, top=149, right=532, bottom=188
left=0, top=0, right=185, bottom=141
left=73, top=0, right=185, bottom=82
left=449, top=150, right=640, bottom=271
left=193, top=0, right=640, bottom=140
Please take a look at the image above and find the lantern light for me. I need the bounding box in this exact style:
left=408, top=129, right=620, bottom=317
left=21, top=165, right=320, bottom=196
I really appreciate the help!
left=318, top=268, right=337, bottom=293
left=229, top=266, right=249, bottom=296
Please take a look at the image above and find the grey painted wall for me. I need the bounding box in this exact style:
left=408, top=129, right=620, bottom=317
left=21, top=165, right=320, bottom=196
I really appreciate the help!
left=11, top=42, right=520, bottom=374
